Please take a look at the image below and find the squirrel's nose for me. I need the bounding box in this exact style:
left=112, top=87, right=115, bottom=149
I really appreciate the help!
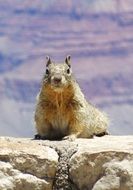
left=53, top=76, right=62, bottom=84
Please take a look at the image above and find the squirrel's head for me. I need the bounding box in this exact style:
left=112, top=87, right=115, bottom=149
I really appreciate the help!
left=43, top=55, right=73, bottom=91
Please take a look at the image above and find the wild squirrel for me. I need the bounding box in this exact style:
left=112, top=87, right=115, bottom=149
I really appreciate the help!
left=34, top=56, right=109, bottom=141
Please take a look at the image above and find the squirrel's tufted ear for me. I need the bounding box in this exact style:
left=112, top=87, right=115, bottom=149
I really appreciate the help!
left=65, top=55, right=71, bottom=67
left=46, top=56, right=52, bottom=67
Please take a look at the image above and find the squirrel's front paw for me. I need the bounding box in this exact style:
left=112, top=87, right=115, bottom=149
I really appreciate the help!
left=63, top=134, right=76, bottom=141
left=34, top=134, right=47, bottom=140
left=34, top=134, right=41, bottom=139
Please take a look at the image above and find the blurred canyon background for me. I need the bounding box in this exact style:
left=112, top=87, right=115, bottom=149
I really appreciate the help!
left=0, top=0, right=133, bottom=137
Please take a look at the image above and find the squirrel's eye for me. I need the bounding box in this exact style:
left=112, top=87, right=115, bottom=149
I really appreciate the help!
left=67, top=68, right=70, bottom=74
left=46, top=69, right=49, bottom=75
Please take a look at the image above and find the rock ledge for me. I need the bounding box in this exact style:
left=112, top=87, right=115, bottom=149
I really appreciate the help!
left=0, top=136, right=133, bottom=190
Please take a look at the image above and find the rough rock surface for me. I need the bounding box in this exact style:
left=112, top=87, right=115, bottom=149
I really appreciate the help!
left=0, top=136, right=133, bottom=190
left=0, top=137, right=58, bottom=190
left=69, top=136, right=133, bottom=190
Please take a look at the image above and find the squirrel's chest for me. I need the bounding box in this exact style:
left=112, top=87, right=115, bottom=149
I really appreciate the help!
left=51, top=111, right=69, bottom=131
left=44, top=102, right=74, bottom=130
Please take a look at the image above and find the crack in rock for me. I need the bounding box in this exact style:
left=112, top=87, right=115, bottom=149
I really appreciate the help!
left=1, top=137, right=133, bottom=190
left=46, top=141, right=78, bottom=190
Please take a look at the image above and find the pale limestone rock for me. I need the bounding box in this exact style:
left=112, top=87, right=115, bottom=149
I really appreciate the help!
left=69, top=136, right=133, bottom=190
left=93, top=159, right=133, bottom=190
left=0, top=137, right=58, bottom=190
left=0, top=136, right=133, bottom=190
left=0, top=161, right=49, bottom=190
